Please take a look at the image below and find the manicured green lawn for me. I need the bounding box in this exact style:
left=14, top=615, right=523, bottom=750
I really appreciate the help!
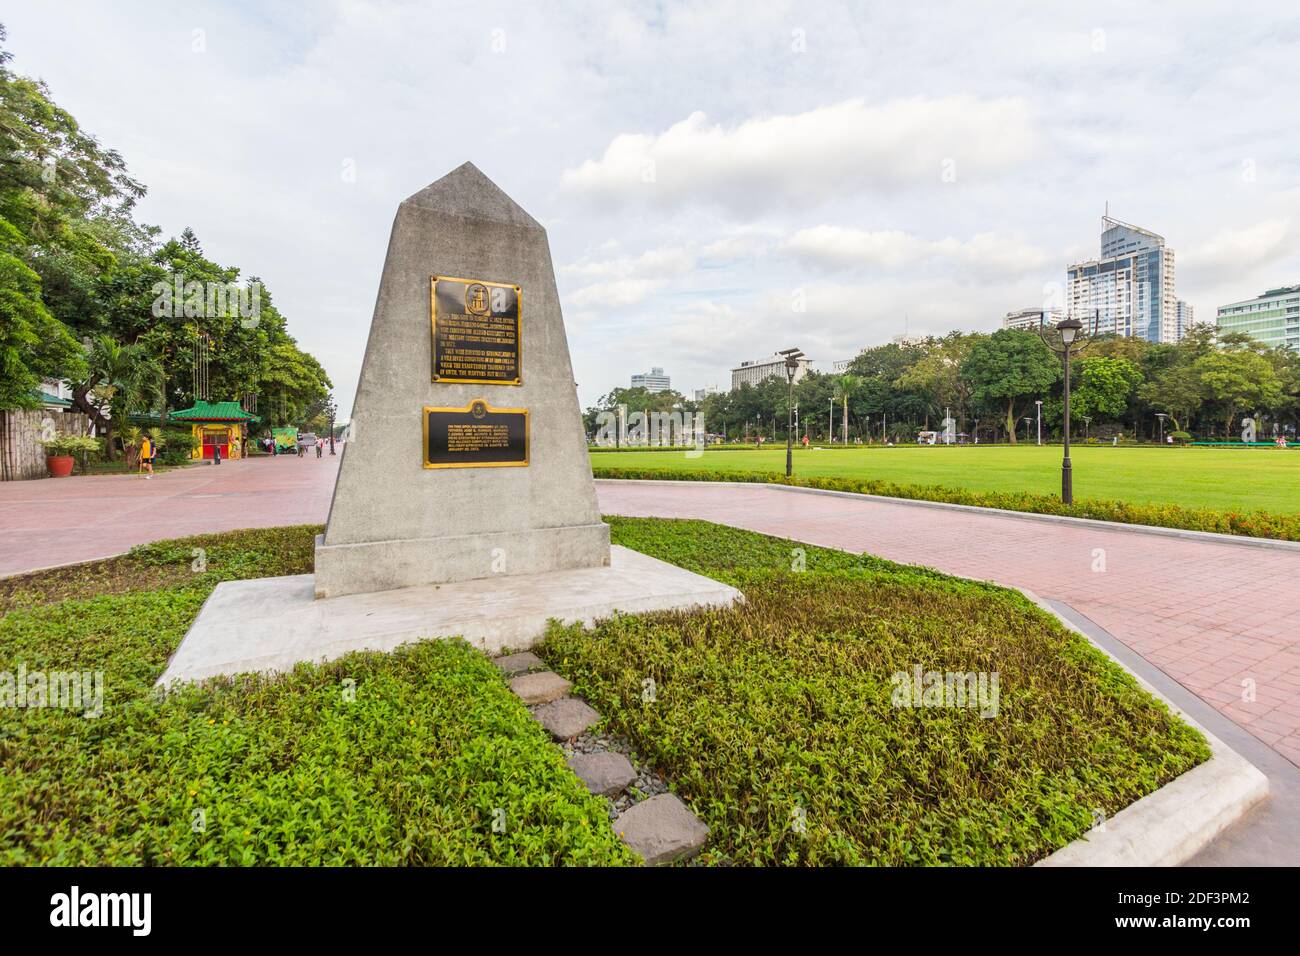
left=0, top=527, right=632, bottom=866
left=590, top=445, right=1300, bottom=513
left=538, top=517, right=1210, bottom=866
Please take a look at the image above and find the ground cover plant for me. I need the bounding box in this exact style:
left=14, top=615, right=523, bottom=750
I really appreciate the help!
left=537, top=517, right=1211, bottom=866
left=0, top=526, right=632, bottom=866
left=588, top=444, right=1300, bottom=515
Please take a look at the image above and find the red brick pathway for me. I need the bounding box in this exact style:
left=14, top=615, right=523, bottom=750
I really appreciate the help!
left=596, top=480, right=1300, bottom=769
left=0, top=455, right=340, bottom=576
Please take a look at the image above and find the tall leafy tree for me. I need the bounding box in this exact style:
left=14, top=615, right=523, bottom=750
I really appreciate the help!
left=960, top=329, right=1059, bottom=443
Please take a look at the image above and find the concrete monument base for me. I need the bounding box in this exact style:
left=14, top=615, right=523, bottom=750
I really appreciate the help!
left=313, top=524, right=610, bottom=599
left=157, top=545, right=742, bottom=685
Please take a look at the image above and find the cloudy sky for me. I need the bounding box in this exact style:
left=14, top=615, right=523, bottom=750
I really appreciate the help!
left=8, top=1, right=1300, bottom=416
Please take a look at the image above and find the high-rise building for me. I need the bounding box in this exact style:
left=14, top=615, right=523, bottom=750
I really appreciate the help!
left=1216, top=286, right=1300, bottom=351
left=630, top=367, right=671, bottom=392
left=1003, top=308, right=1064, bottom=332
left=1176, top=300, right=1195, bottom=339
left=1066, top=216, right=1180, bottom=342
left=730, top=356, right=809, bottom=391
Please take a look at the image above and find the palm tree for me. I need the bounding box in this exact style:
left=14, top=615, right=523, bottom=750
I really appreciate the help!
left=82, top=336, right=163, bottom=459
left=834, top=374, right=859, bottom=444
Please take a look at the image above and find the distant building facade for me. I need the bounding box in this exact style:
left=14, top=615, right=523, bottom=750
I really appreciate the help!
left=730, top=356, right=809, bottom=391
left=1003, top=308, right=1064, bottom=332
left=1066, top=216, right=1180, bottom=342
left=630, top=366, right=671, bottom=392
left=1176, top=300, right=1195, bottom=339
left=1216, top=286, right=1300, bottom=351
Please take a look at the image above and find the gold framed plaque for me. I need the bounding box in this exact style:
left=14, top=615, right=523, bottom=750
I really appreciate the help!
left=430, top=275, right=522, bottom=385
left=423, top=400, right=529, bottom=469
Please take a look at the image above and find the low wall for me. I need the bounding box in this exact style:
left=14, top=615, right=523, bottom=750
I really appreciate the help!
left=0, top=409, right=91, bottom=481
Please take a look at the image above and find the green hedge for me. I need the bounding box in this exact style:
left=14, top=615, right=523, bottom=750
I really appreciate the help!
left=591, top=466, right=1300, bottom=542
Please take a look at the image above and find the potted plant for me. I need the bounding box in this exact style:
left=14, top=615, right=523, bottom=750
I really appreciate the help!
left=38, top=434, right=101, bottom=477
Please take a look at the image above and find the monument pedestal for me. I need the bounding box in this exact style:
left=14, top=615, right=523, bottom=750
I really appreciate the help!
left=158, top=546, right=741, bottom=684
left=313, top=524, right=610, bottom=598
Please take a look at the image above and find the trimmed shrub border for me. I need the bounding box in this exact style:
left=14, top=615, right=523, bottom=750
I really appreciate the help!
left=591, top=467, right=1300, bottom=545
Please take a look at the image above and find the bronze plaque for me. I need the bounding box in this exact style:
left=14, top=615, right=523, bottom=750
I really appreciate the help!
left=430, top=276, right=521, bottom=384
left=423, top=400, right=528, bottom=469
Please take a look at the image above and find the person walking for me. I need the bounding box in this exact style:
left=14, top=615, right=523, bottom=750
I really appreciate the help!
left=213, top=442, right=222, bottom=466
left=139, top=434, right=153, bottom=480
left=316, top=437, right=323, bottom=458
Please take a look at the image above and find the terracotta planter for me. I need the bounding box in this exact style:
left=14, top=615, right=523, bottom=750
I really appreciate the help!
left=46, top=455, right=75, bottom=478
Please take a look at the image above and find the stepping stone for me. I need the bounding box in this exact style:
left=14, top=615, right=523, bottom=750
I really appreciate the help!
left=533, top=698, right=599, bottom=740
left=567, top=752, right=636, bottom=797
left=494, top=651, right=545, bottom=677
left=614, top=793, right=709, bottom=866
left=510, top=671, right=571, bottom=705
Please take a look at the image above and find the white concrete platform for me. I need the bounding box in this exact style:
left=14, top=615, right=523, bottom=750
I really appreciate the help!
left=157, top=545, right=741, bottom=684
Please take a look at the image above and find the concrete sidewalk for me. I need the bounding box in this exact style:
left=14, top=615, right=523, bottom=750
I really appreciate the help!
left=596, top=479, right=1300, bottom=770
left=0, top=454, right=340, bottom=575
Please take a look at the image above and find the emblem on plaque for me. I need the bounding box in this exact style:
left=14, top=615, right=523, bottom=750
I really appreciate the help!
left=431, top=276, right=521, bottom=384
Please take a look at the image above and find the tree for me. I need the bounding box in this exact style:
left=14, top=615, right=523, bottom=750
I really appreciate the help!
left=1138, top=363, right=1204, bottom=434
left=1071, top=356, right=1143, bottom=420
left=0, top=216, right=85, bottom=407
left=894, top=332, right=976, bottom=429
left=81, top=334, right=162, bottom=458
left=1194, top=350, right=1284, bottom=435
left=960, top=329, right=1059, bottom=443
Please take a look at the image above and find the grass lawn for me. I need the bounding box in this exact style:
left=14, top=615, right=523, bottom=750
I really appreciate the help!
left=538, top=517, right=1210, bottom=866
left=0, top=527, right=632, bottom=866
left=590, top=445, right=1300, bottom=514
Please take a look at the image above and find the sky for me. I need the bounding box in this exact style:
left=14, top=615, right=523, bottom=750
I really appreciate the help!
left=8, top=1, right=1300, bottom=417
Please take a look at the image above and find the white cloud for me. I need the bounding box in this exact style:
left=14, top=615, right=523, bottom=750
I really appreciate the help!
left=1182, top=218, right=1291, bottom=278
left=560, top=96, right=1037, bottom=215
left=784, top=226, right=1054, bottom=274
left=568, top=277, right=662, bottom=308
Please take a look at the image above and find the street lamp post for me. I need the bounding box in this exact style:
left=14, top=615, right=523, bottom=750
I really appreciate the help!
left=326, top=397, right=338, bottom=455
left=1023, top=418, right=1032, bottom=444
left=1035, top=400, right=1043, bottom=446
left=778, top=348, right=804, bottom=477
left=1038, top=313, right=1093, bottom=504
left=1155, top=413, right=1168, bottom=445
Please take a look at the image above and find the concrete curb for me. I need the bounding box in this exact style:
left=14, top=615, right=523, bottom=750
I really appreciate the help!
left=1020, top=589, right=1270, bottom=867
left=595, top=479, right=1300, bottom=553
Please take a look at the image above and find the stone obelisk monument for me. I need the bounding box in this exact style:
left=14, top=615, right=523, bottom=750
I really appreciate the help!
left=158, top=163, right=739, bottom=684
left=314, top=162, right=609, bottom=598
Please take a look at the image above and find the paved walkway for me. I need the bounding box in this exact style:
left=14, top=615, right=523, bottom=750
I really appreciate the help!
left=0, top=455, right=340, bottom=575
left=596, top=480, right=1300, bottom=769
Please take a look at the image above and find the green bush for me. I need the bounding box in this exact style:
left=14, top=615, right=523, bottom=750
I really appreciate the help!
left=591, top=466, right=1300, bottom=542
left=1169, top=431, right=1192, bottom=445
left=158, top=429, right=198, bottom=465
left=38, top=434, right=101, bottom=456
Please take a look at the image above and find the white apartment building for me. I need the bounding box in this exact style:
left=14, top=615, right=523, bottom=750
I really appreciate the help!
left=1066, top=216, right=1180, bottom=342
left=1002, top=308, right=1064, bottom=332
left=730, top=356, right=809, bottom=390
